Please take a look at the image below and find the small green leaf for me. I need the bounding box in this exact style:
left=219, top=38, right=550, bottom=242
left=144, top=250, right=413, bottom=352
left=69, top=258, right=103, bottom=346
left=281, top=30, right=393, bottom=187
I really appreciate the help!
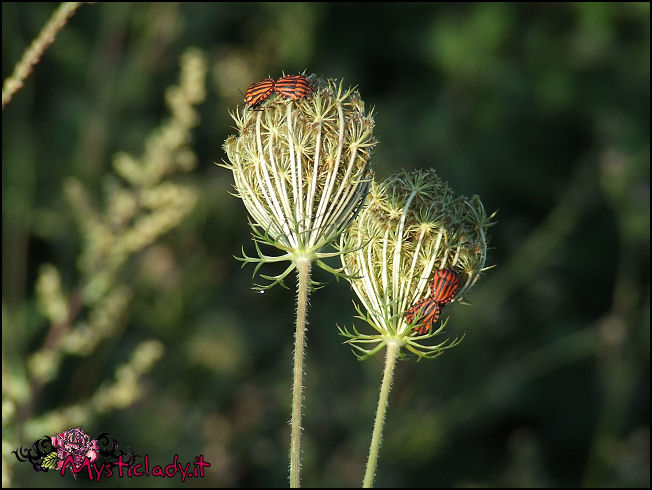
left=41, top=452, right=59, bottom=470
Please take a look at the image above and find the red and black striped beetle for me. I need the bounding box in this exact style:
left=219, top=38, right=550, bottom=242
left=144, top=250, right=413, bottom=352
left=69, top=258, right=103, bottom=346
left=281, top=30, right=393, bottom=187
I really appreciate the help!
left=245, top=77, right=275, bottom=109
left=404, top=297, right=441, bottom=335
left=429, top=268, right=459, bottom=306
left=274, top=74, right=312, bottom=101
left=404, top=268, right=460, bottom=335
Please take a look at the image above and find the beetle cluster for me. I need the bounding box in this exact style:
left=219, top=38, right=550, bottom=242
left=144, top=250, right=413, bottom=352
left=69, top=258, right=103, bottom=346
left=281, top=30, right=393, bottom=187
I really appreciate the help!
left=404, top=269, right=460, bottom=335
left=245, top=74, right=312, bottom=109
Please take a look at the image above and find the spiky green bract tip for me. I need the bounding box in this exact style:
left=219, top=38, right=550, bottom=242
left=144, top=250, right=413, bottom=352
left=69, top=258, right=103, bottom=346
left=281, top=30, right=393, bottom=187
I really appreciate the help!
left=339, top=169, right=494, bottom=360
left=222, top=75, right=377, bottom=289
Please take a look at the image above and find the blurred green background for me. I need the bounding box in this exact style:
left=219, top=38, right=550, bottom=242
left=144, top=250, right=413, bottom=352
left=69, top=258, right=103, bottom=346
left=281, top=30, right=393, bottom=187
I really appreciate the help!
left=2, top=2, right=649, bottom=487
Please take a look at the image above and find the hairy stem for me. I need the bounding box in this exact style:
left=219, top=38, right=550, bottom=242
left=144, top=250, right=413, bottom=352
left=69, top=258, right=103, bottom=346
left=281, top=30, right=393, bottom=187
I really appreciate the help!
left=290, top=256, right=311, bottom=487
left=2, top=2, right=84, bottom=110
left=363, top=340, right=400, bottom=488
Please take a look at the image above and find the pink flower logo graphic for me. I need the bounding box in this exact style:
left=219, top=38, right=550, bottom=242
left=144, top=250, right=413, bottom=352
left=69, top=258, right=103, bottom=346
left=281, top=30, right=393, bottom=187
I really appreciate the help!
left=51, top=427, right=99, bottom=471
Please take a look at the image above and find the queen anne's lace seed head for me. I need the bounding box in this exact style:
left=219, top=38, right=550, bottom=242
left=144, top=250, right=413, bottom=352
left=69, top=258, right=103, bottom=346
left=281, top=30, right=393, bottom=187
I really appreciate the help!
left=222, top=75, right=377, bottom=288
left=339, top=169, right=495, bottom=359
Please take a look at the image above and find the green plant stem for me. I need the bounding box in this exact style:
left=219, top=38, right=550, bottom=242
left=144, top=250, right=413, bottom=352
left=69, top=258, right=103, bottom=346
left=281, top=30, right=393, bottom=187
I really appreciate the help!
left=363, top=339, right=400, bottom=488
left=2, top=2, right=84, bottom=110
left=290, top=256, right=311, bottom=487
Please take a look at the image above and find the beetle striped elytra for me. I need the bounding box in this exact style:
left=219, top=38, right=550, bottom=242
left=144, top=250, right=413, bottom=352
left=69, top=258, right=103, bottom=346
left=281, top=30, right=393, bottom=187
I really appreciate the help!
left=274, top=74, right=312, bottom=101
left=405, top=269, right=460, bottom=335
left=404, top=297, right=441, bottom=335
left=429, top=268, right=459, bottom=305
left=245, top=77, right=275, bottom=109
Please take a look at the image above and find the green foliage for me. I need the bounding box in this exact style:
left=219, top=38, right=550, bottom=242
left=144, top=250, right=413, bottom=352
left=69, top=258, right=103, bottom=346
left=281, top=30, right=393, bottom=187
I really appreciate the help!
left=41, top=451, right=59, bottom=471
left=3, top=32, right=205, bottom=485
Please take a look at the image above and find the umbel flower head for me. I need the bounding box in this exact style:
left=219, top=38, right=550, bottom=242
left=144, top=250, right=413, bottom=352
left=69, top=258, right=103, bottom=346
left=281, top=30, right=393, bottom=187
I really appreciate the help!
left=339, top=169, right=495, bottom=359
left=222, top=75, right=377, bottom=288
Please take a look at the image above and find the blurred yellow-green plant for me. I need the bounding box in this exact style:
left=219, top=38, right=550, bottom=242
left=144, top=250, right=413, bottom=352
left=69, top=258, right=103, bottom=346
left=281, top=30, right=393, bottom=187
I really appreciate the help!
left=2, top=47, right=206, bottom=486
left=2, top=2, right=83, bottom=110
